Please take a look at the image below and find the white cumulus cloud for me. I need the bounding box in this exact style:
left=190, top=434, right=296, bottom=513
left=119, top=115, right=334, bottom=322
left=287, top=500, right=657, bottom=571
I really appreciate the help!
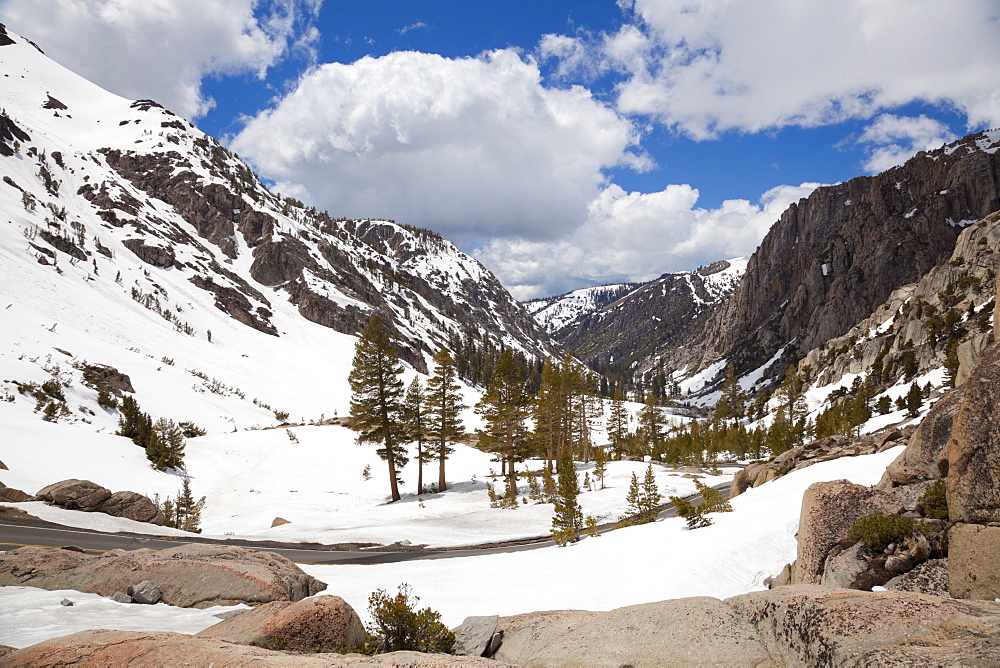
left=600, top=0, right=1000, bottom=138
left=230, top=49, right=647, bottom=242
left=0, top=0, right=322, bottom=119
left=475, top=181, right=819, bottom=300
left=856, top=114, right=959, bottom=173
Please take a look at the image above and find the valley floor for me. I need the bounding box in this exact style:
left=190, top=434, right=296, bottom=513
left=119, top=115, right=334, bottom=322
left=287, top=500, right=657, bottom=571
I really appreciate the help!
left=0, top=446, right=902, bottom=649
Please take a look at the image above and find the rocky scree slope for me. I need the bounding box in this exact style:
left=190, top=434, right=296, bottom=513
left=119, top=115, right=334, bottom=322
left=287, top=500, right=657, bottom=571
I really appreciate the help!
left=0, top=25, right=556, bottom=374
left=797, top=208, right=1000, bottom=395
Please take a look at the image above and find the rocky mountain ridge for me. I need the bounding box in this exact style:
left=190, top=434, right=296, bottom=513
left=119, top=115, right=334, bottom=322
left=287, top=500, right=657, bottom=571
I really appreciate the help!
left=693, top=130, right=1000, bottom=388
left=529, top=259, right=746, bottom=389
left=0, top=25, right=556, bottom=376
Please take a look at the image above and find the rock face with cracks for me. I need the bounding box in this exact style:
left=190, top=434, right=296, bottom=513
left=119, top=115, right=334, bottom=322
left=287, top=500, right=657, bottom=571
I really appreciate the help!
left=726, top=585, right=1000, bottom=666
left=0, top=543, right=326, bottom=608
left=196, top=595, right=366, bottom=653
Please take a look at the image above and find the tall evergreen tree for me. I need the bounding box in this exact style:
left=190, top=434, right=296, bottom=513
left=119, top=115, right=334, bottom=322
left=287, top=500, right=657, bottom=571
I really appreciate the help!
left=426, top=348, right=465, bottom=492
left=607, top=387, right=629, bottom=459
left=550, top=441, right=582, bottom=545
left=349, top=315, right=408, bottom=502
left=640, top=464, right=661, bottom=520
left=592, top=445, right=608, bottom=490
left=638, top=394, right=667, bottom=459
left=475, top=349, right=531, bottom=499
left=403, top=378, right=431, bottom=494
left=714, top=364, right=746, bottom=426
left=532, top=357, right=563, bottom=471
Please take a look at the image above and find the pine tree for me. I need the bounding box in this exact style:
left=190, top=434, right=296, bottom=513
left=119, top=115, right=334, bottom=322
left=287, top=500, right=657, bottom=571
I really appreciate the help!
left=638, top=394, right=667, bottom=459
left=426, top=348, right=465, bottom=493
left=403, top=379, right=431, bottom=494
left=148, top=418, right=186, bottom=471
left=607, top=388, right=629, bottom=459
left=475, top=349, right=530, bottom=498
left=550, top=440, right=582, bottom=545
left=159, top=478, right=206, bottom=532
left=640, top=463, right=661, bottom=520
left=532, top=357, right=565, bottom=472
left=905, top=381, right=923, bottom=417
left=349, top=315, right=408, bottom=502
left=592, top=445, right=608, bottom=490
left=714, top=364, right=746, bottom=426
left=620, top=472, right=643, bottom=525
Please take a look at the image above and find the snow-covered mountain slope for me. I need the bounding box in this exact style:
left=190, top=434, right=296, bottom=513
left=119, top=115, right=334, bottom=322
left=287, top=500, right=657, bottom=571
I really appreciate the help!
left=541, top=259, right=747, bottom=377
left=525, top=282, right=642, bottom=335
left=0, top=25, right=556, bottom=381
left=0, top=25, right=572, bottom=538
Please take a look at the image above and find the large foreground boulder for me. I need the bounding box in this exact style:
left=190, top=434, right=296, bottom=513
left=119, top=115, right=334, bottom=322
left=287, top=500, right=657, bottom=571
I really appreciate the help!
left=949, top=523, right=1000, bottom=600
left=34, top=479, right=111, bottom=510
left=945, top=344, right=1000, bottom=524
left=794, top=480, right=884, bottom=584
left=493, top=597, right=773, bottom=667
left=0, top=630, right=508, bottom=667
left=96, top=490, right=163, bottom=524
left=726, top=584, right=1000, bottom=665
left=196, top=595, right=366, bottom=652
left=0, top=543, right=326, bottom=608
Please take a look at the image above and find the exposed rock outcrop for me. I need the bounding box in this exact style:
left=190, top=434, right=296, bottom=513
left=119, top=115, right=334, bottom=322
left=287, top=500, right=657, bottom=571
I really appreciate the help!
left=80, top=363, right=134, bottom=395
left=885, top=558, right=950, bottom=597
left=493, top=597, right=773, bottom=667
left=0, top=630, right=508, bottom=667
left=0, top=543, right=326, bottom=608
left=945, top=344, right=1000, bottom=524
left=0, top=484, right=32, bottom=503
left=96, top=490, right=163, bottom=524
left=706, top=137, right=1000, bottom=383
left=727, top=585, right=1000, bottom=666
left=122, top=237, right=176, bottom=268
left=196, top=595, right=366, bottom=653
left=949, top=523, right=1000, bottom=600
left=34, top=479, right=111, bottom=511
left=732, top=428, right=908, bottom=499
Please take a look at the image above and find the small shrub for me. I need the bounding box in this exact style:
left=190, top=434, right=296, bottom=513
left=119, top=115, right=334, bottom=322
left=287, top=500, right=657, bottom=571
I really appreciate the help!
left=917, top=480, right=949, bottom=519
left=846, top=512, right=924, bottom=551
left=364, top=584, right=454, bottom=654
left=669, top=480, right=732, bottom=529
left=274, top=409, right=290, bottom=421
left=179, top=421, right=206, bottom=438
left=96, top=387, right=118, bottom=410
left=362, top=464, right=372, bottom=481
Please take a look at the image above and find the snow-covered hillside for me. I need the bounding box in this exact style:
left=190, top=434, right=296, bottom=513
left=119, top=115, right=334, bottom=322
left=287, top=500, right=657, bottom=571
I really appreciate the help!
left=0, top=25, right=555, bottom=381
left=525, top=282, right=641, bottom=334
left=0, top=26, right=571, bottom=543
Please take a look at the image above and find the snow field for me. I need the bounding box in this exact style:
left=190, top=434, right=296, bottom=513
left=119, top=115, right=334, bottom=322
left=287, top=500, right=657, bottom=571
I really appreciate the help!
left=0, top=446, right=903, bottom=647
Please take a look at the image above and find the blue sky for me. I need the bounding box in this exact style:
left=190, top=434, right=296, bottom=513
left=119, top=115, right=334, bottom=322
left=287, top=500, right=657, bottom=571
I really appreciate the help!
left=3, top=0, right=999, bottom=299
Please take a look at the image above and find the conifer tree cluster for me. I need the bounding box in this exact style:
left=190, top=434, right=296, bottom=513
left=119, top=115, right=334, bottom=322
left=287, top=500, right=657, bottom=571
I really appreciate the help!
left=157, top=477, right=205, bottom=532
left=349, top=316, right=466, bottom=501
left=619, top=464, right=661, bottom=525
left=117, top=396, right=186, bottom=471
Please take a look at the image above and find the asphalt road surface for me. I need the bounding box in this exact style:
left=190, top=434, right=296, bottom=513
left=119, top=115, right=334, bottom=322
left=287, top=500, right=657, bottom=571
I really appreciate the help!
left=0, top=483, right=730, bottom=565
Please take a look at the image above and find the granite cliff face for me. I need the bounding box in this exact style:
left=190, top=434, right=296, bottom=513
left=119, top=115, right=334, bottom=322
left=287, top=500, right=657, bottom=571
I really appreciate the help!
left=702, top=131, right=1000, bottom=381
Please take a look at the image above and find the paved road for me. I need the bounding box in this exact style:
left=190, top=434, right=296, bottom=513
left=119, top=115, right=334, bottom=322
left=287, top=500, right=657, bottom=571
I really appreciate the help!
left=0, top=483, right=730, bottom=565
